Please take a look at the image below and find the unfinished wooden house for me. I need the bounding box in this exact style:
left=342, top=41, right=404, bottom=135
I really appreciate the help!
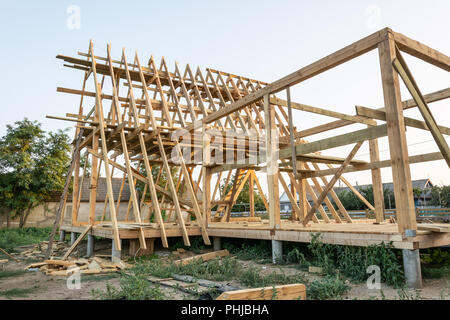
left=49, top=27, right=450, bottom=288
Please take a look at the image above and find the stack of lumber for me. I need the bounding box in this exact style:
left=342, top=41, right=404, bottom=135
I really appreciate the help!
left=417, top=223, right=450, bottom=233
left=24, top=256, right=131, bottom=276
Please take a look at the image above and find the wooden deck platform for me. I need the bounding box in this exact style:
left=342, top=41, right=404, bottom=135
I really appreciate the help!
left=60, top=220, right=450, bottom=251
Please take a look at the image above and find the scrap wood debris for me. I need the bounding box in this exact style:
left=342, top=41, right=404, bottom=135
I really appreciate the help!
left=173, top=249, right=230, bottom=266
left=16, top=241, right=69, bottom=259
left=24, top=256, right=132, bottom=276
left=0, top=247, right=19, bottom=262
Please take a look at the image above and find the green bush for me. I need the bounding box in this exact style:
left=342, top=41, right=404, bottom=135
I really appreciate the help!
left=92, top=267, right=165, bottom=300
left=307, top=275, right=349, bottom=300
left=289, top=233, right=405, bottom=287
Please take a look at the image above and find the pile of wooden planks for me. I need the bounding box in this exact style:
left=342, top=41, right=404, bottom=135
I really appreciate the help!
left=417, top=223, right=450, bottom=233
left=18, top=241, right=68, bottom=259
left=217, top=284, right=306, bottom=300
left=24, top=256, right=131, bottom=276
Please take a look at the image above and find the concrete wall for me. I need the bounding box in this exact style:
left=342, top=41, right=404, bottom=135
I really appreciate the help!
left=0, top=201, right=132, bottom=228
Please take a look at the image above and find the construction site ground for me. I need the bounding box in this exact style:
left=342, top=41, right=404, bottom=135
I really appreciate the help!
left=0, top=238, right=449, bottom=300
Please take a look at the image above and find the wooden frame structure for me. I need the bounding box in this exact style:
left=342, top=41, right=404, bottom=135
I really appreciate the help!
left=52, top=28, right=450, bottom=257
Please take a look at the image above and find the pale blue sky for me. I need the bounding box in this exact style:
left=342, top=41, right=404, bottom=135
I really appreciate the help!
left=0, top=1, right=449, bottom=186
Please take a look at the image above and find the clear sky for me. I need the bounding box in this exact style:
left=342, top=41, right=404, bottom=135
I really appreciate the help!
left=0, top=1, right=449, bottom=187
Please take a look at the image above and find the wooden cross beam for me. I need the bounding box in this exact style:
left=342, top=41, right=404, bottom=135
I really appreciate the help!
left=302, top=141, right=363, bottom=225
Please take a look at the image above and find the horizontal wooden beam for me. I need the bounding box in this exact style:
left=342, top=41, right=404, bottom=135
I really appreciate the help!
left=301, top=151, right=443, bottom=178
left=279, top=124, right=387, bottom=159
left=271, top=97, right=376, bottom=126
left=393, top=31, right=450, bottom=72
left=356, top=105, right=450, bottom=135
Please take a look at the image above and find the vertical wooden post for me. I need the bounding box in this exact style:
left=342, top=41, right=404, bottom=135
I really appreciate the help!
left=264, top=94, right=280, bottom=229
left=71, top=150, right=81, bottom=225
left=378, top=32, right=416, bottom=235
left=249, top=170, right=255, bottom=217
left=203, top=167, right=212, bottom=225
left=202, top=122, right=212, bottom=225
left=296, top=162, right=307, bottom=221
left=369, top=135, right=385, bottom=223
left=88, top=140, right=98, bottom=225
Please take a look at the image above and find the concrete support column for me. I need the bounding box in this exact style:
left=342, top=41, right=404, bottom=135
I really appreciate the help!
left=70, top=232, right=76, bottom=245
left=271, top=240, right=283, bottom=264
left=402, top=249, right=422, bottom=289
left=112, top=239, right=122, bottom=263
left=87, top=234, right=94, bottom=257
left=59, top=230, right=66, bottom=242
left=213, top=237, right=221, bottom=251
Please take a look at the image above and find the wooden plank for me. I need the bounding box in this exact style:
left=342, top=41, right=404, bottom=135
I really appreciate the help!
left=173, top=249, right=230, bottom=266
left=62, top=225, right=92, bottom=260
left=302, top=151, right=443, bottom=178
left=378, top=35, right=417, bottom=234
left=303, top=141, right=363, bottom=225
left=279, top=124, right=387, bottom=160
left=310, top=162, right=352, bottom=223
left=393, top=52, right=450, bottom=167
left=368, top=131, right=385, bottom=223
left=271, top=96, right=376, bottom=126
left=264, top=94, right=281, bottom=229
left=216, top=284, right=306, bottom=300
left=417, top=224, right=450, bottom=233
left=393, top=30, right=450, bottom=72
left=249, top=171, right=255, bottom=217
left=356, top=106, right=450, bottom=135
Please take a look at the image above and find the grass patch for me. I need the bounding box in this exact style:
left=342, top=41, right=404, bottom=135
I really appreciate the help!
left=0, top=285, right=40, bottom=298
left=422, top=266, right=450, bottom=279
left=222, top=238, right=271, bottom=262
left=0, top=269, right=27, bottom=280
left=239, top=268, right=306, bottom=288
left=0, top=227, right=51, bottom=252
left=135, top=256, right=241, bottom=282
left=82, top=273, right=118, bottom=282
left=307, top=275, right=349, bottom=300
left=92, top=268, right=165, bottom=300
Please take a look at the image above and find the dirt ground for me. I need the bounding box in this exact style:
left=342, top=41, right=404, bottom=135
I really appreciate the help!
left=0, top=243, right=449, bottom=300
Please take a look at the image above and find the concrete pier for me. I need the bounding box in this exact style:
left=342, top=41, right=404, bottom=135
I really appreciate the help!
left=70, top=232, right=76, bottom=245
left=213, top=237, right=221, bottom=251
left=59, top=230, right=66, bottom=242
left=112, top=239, right=122, bottom=263
left=271, top=240, right=283, bottom=263
left=87, top=234, right=94, bottom=257
left=402, top=249, right=423, bottom=289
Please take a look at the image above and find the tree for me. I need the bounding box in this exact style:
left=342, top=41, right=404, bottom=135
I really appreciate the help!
left=333, top=185, right=396, bottom=210
left=429, top=185, right=450, bottom=207
left=0, top=119, right=71, bottom=227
